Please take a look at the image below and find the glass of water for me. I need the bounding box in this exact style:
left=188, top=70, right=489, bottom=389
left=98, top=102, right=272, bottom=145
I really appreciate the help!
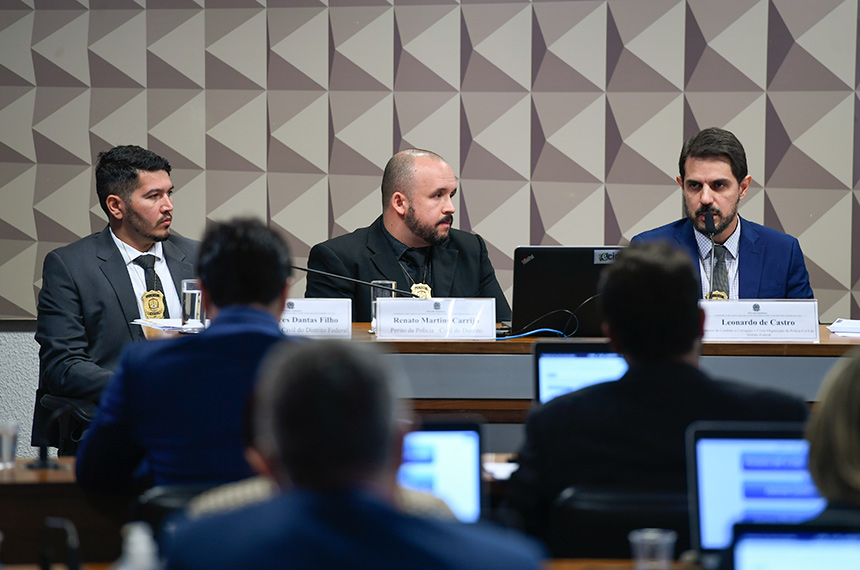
left=181, top=279, right=206, bottom=331
left=370, top=280, right=396, bottom=334
left=0, top=420, right=18, bottom=470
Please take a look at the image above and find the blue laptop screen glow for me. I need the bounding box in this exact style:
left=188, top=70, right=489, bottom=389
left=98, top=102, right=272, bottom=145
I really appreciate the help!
left=696, top=437, right=826, bottom=551
left=536, top=352, right=628, bottom=404
left=397, top=429, right=481, bottom=523
left=733, top=529, right=860, bottom=570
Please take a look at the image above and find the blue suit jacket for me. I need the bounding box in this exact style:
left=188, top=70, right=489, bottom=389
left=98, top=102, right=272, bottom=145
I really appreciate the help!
left=631, top=217, right=813, bottom=299
left=164, top=488, right=544, bottom=570
left=75, top=306, right=291, bottom=494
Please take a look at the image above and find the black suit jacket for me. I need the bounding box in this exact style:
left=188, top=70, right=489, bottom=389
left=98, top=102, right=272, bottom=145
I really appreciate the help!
left=35, top=227, right=198, bottom=407
left=305, top=216, right=511, bottom=322
left=504, top=361, right=809, bottom=541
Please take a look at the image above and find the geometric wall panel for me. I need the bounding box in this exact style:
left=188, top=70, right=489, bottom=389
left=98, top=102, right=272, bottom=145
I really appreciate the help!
left=2, top=1, right=860, bottom=320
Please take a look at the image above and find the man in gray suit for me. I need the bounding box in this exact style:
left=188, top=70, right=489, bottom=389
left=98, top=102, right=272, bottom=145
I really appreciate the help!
left=33, top=145, right=198, bottom=453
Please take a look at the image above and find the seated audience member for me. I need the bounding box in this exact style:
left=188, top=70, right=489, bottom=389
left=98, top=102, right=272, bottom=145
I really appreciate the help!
left=305, top=148, right=511, bottom=322
left=164, top=341, right=544, bottom=570
left=76, top=218, right=295, bottom=494
left=186, top=396, right=455, bottom=521
left=504, top=241, right=809, bottom=542
left=34, top=145, right=198, bottom=453
left=805, top=347, right=860, bottom=525
left=631, top=127, right=813, bottom=300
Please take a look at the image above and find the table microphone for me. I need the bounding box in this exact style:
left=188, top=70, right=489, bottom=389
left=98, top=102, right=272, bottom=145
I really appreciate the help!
left=293, top=265, right=419, bottom=298
left=704, top=212, right=717, bottom=299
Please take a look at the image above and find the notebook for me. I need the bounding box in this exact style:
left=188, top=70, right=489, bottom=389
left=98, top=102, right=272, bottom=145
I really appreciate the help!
left=731, top=523, right=860, bottom=570
left=511, top=246, right=623, bottom=336
left=397, top=421, right=482, bottom=523
left=686, top=421, right=826, bottom=569
left=533, top=341, right=628, bottom=404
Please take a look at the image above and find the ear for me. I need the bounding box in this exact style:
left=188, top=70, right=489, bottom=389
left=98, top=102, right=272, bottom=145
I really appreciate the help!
left=390, top=191, right=410, bottom=217
left=105, top=194, right=125, bottom=220
left=200, top=282, right=215, bottom=315
left=738, top=175, right=751, bottom=201
left=676, top=175, right=684, bottom=189
left=244, top=447, right=271, bottom=477
left=603, top=322, right=620, bottom=353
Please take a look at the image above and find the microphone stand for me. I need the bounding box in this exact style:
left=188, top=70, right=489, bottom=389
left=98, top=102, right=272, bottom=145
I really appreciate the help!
left=704, top=212, right=717, bottom=299
left=293, top=265, right=419, bottom=298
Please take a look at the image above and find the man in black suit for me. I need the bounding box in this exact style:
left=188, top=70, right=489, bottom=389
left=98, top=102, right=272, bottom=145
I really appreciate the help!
left=34, top=145, right=198, bottom=452
left=504, top=241, right=809, bottom=542
left=305, top=148, right=511, bottom=322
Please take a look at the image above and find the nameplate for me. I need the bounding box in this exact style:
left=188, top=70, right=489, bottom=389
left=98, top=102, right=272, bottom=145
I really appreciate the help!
left=700, top=299, right=819, bottom=342
left=375, top=298, right=496, bottom=340
left=280, top=298, right=352, bottom=338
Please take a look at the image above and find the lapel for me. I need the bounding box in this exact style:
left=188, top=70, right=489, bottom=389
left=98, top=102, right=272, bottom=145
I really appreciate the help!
left=736, top=217, right=763, bottom=299
left=96, top=228, right=145, bottom=341
left=366, top=218, right=412, bottom=291
left=163, top=238, right=196, bottom=294
left=430, top=241, right=458, bottom=297
left=674, top=220, right=704, bottom=297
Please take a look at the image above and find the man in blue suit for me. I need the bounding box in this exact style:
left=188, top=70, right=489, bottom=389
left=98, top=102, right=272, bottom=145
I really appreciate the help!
left=631, top=127, right=813, bottom=299
left=163, top=341, right=545, bottom=570
left=76, top=218, right=295, bottom=494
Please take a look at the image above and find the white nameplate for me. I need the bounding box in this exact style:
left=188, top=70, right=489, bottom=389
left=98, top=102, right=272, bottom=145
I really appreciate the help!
left=375, top=298, right=496, bottom=340
left=701, top=299, right=819, bottom=342
left=280, top=298, right=352, bottom=338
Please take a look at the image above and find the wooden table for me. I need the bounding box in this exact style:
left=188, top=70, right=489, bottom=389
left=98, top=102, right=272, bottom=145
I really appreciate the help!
left=0, top=458, right=124, bottom=565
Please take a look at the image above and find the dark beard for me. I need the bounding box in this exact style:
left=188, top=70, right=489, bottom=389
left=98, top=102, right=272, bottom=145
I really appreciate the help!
left=405, top=206, right=452, bottom=246
left=685, top=202, right=737, bottom=236
left=126, top=203, right=170, bottom=243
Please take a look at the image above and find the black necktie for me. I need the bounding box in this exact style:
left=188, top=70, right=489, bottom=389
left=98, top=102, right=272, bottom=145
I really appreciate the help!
left=401, top=248, right=428, bottom=283
left=133, top=254, right=169, bottom=317
left=712, top=244, right=729, bottom=297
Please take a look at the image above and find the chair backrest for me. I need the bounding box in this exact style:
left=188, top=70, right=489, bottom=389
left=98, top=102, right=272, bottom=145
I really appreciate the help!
left=31, top=389, right=96, bottom=455
left=135, top=484, right=217, bottom=537
left=547, top=485, right=690, bottom=558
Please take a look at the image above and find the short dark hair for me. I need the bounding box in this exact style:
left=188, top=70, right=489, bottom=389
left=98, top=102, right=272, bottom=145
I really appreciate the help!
left=380, top=148, right=445, bottom=209
left=196, top=218, right=292, bottom=309
left=678, top=127, right=748, bottom=184
left=254, top=341, right=403, bottom=488
left=95, top=145, right=171, bottom=216
left=599, top=241, right=701, bottom=362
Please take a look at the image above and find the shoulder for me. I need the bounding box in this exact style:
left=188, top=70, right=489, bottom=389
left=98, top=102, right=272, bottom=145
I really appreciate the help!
left=429, top=519, right=545, bottom=567
left=631, top=219, right=689, bottom=242
left=46, top=231, right=104, bottom=259
left=740, top=217, right=800, bottom=246
left=444, top=227, right=485, bottom=252
left=167, top=233, right=199, bottom=250
left=311, top=223, right=376, bottom=252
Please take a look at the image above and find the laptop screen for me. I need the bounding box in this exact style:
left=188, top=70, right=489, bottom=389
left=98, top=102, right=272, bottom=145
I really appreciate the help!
left=397, top=422, right=482, bottom=523
left=687, top=422, right=826, bottom=558
left=732, top=524, right=860, bottom=570
left=533, top=341, right=628, bottom=404
left=512, top=246, right=622, bottom=336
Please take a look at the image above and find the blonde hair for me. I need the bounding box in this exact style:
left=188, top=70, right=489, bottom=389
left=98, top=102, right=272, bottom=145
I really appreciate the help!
left=806, top=347, right=860, bottom=505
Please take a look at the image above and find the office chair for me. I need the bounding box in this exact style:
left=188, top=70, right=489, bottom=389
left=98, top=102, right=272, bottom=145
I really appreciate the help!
left=31, top=388, right=96, bottom=457
left=547, top=485, right=690, bottom=558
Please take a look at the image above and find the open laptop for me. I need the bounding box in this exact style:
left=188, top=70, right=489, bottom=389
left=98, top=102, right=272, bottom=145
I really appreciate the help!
left=731, top=523, right=860, bottom=570
left=687, top=421, right=827, bottom=569
left=511, top=246, right=623, bottom=337
left=533, top=341, right=628, bottom=404
left=397, top=421, right=482, bottom=523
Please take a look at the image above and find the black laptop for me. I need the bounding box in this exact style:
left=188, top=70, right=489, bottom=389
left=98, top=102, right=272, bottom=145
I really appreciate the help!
left=397, top=421, right=483, bottom=523
left=511, top=246, right=622, bottom=336
left=686, top=421, right=826, bottom=569
left=533, top=341, right=627, bottom=404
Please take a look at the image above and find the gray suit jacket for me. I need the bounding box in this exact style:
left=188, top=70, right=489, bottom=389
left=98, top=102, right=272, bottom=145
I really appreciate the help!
left=35, top=227, right=198, bottom=405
